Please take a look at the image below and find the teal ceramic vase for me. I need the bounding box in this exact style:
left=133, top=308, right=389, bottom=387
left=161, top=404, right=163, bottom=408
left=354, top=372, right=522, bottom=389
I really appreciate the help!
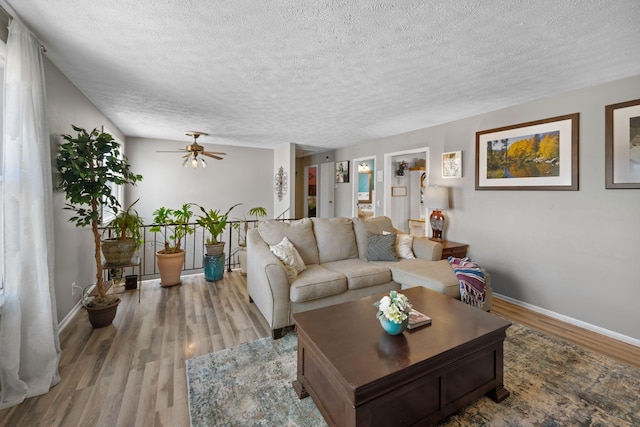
left=379, top=316, right=409, bottom=335
left=203, top=253, right=225, bottom=282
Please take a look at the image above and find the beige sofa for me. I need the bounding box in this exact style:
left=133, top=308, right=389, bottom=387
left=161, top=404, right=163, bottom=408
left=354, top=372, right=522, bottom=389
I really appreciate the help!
left=247, top=216, right=492, bottom=338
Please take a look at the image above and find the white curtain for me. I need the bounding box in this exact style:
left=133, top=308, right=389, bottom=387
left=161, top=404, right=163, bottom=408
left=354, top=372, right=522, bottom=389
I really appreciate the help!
left=0, top=19, right=61, bottom=409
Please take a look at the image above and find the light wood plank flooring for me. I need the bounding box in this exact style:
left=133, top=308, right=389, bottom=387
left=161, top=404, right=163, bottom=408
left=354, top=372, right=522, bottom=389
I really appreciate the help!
left=1, top=272, right=638, bottom=426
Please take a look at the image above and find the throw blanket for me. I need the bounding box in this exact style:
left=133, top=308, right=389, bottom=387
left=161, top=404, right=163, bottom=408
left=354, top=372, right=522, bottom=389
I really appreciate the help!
left=448, top=256, right=485, bottom=308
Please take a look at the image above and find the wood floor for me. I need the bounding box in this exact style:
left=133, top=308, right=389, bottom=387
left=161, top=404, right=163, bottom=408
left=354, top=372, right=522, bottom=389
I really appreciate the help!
left=1, top=272, right=638, bottom=426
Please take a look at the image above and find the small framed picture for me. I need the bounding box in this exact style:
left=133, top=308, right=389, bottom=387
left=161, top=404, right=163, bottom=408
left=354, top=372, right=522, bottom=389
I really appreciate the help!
left=335, top=160, right=350, bottom=183
left=442, top=151, right=462, bottom=178
left=605, top=98, right=640, bottom=189
left=391, top=186, right=407, bottom=197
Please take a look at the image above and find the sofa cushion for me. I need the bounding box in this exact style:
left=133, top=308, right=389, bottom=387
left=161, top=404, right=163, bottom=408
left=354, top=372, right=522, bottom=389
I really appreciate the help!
left=312, top=218, right=359, bottom=263
left=258, top=218, right=319, bottom=265
left=374, top=259, right=460, bottom=299
left=269, top=237, right=306, bottom=283
left=353, top=216, right=395, bottom=260
left=367, top=232, right=398, bottom=261
left=289, top=264, right=347, bottom=303
left=321, top=259, right=392, bottom=290
left=396, top=234, right=415, bottom=259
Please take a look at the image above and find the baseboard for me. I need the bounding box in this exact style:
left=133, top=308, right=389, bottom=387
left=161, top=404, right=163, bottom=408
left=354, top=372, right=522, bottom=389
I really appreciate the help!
left=58, top=299, right=83, bottom=332
left=494, top=293, right=640, bottom=348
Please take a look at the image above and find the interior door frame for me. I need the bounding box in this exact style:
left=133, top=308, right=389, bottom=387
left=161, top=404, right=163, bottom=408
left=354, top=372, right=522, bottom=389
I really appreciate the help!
left=351, top=155, right=377, bottom=218
left=303, top=164, right=318, bottom=218
left=383, top=147, right=429, bottom=221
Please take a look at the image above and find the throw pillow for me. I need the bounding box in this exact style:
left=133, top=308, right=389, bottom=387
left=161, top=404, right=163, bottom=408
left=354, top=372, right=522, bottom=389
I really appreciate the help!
left=367, top=232, right=398, bottom=261
left=395, top=234, right=415, bottom=259
left=270, top=237, right=306, bottom=283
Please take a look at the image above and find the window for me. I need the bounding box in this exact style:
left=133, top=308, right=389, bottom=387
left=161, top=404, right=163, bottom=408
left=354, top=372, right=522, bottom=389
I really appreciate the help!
left=101, top=127, right=124, bottom=226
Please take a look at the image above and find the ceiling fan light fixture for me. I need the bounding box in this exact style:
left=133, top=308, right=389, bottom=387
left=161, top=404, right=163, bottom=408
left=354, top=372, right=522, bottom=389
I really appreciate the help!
left=191, top=157, right=198, bottom=168
left=201, top=158, right=207, bottom=168
left=182, top=157, right=189, bottom=167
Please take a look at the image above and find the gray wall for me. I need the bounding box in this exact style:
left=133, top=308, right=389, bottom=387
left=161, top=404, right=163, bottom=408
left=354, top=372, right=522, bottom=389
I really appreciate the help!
left=45, top=57, right=126, bottom=322
left=332, top=75, right=640, bottom=342
left=46, top=57, right=275, bottom=324
left=125, top=137, right=274, bottom=223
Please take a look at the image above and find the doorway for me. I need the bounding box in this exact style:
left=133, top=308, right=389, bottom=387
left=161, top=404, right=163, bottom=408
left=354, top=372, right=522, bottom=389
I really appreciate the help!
left=383, top=147, right=429, bottom=233
left=303, top=165, right=317, bottom=217
left=352, top=156, right=376, bottom=220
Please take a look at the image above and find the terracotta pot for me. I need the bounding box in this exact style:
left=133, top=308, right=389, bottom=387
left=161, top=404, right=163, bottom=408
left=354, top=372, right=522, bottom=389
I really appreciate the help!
left=156, top=250, right=185, bottom=287
left=86, top=298, right=121, bottom=328
left=101, top=238, right=137, bottom=265
left=205, top=242, right=225, bottom=256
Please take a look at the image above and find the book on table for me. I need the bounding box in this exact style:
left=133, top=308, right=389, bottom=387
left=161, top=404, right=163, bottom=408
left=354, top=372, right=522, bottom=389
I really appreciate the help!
left=407, top=308, right=432, bottom=329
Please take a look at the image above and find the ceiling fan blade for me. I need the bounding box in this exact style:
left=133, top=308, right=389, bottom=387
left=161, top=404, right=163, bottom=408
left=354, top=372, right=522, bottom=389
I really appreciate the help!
left=156, top=149, right=187, bottom=153
left=202, top=152, right=224, bottom=160
left=182, top=153, right=192, bottom=158
left=203, top=151, right=226, bottom=155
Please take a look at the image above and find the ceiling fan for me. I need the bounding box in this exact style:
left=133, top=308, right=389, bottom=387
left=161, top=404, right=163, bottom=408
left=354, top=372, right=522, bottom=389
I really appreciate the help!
left=157, top=131, right=226, bottom=168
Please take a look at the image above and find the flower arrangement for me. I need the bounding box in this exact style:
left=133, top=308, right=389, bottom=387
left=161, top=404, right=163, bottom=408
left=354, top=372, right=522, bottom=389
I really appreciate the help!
left=374, top=290, right=412, bottom=324
left=396, top=160, right=409, bottom=176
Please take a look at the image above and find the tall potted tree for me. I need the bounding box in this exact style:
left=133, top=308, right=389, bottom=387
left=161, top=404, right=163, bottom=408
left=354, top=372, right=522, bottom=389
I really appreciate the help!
left=56, top=125, right=142, bottom=328
left=149, top=204, right=194, bottom=286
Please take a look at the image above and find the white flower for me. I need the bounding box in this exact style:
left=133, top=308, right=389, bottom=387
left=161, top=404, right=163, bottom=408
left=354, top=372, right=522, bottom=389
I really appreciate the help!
left=374, top=291, right=412, bottom=324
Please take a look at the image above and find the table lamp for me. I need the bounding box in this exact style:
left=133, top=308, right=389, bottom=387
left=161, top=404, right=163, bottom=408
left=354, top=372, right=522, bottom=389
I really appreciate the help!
left=425, top=186, right=449, bottom=240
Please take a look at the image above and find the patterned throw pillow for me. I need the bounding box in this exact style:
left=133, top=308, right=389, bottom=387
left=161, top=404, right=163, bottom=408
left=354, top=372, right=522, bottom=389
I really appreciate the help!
left=367, top=232, right=398, bottom=261
left=395, top=234, right=415, bottom=259
left=270, top=237, right=306, bottom=283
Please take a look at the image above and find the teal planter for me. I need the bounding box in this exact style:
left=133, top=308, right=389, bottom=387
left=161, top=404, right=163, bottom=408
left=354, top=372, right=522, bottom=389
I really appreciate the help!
left=379, top=316, right=409, bottom=335
left=204, top=253, right=225, bottom=282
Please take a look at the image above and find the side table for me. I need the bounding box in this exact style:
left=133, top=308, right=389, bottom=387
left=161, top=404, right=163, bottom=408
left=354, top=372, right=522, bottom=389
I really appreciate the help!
left=103, top=255, right=141, bottom=302
left=431, top=240, right=469, bottom=260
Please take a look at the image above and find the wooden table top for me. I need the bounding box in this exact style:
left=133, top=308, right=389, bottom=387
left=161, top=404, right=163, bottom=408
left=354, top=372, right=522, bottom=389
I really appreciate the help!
left=293, top=287, right=511, bottom=389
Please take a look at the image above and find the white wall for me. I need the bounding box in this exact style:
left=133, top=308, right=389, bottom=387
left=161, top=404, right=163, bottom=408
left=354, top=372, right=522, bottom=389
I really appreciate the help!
left=332, top=75, right=640, bottom=342
left=45, top=57, right=126, bottom=322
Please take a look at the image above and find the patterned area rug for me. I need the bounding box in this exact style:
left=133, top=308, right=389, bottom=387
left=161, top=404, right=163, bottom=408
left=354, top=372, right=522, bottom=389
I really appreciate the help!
left=186, top=323, right=640, bottom=426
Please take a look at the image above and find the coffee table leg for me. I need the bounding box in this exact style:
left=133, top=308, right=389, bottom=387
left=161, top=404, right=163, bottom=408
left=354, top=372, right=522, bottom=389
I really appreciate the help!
left=292, top=379, right=309, bottom=399
left=487, top=385, right=510, bottom=403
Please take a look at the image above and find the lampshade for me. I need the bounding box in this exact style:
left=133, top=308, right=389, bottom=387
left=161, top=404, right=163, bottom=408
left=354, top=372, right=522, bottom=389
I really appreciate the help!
left=424, top=186, right=450, bottom=210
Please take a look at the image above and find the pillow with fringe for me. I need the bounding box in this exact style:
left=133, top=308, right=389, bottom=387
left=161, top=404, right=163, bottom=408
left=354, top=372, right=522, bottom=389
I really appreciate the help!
left=270, top=236, right=306, bottom=283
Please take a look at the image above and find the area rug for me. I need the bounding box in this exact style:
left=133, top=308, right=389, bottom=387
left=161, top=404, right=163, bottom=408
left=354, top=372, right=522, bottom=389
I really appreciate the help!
left=186, top=323, right=640, bottom=426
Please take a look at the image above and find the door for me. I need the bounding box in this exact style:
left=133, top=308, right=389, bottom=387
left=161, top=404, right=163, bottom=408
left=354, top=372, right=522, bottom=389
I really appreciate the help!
left=318, top=162, right=335, bottom=218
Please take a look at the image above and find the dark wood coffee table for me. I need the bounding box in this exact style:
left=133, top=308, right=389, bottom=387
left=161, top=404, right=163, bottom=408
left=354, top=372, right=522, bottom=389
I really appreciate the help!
left=292, top=286, right=511, bottom=427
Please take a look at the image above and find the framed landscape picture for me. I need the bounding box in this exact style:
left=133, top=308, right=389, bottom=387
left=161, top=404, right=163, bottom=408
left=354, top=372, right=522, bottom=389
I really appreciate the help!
left=442, top=151, right=462, bottom=178
left=475, top=113, right=579, bottom=190
left=605, top=98, right=640, bottom=189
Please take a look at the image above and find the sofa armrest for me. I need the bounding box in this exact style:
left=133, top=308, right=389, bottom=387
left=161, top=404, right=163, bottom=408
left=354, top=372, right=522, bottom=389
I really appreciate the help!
left=412, top=237, right=442, bottom=261
left=247, top=229, right=293, bottom=331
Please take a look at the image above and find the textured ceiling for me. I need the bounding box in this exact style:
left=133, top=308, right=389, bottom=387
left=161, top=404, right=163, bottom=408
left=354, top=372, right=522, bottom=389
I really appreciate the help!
left=7, top=0, right=640, bottom=151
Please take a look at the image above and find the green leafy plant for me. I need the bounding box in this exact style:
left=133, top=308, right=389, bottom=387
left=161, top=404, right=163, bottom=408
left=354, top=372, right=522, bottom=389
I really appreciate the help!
left=194, top=203, right=241, bottom=245
left=237, top=206, right=267, bottom=246
left=103, top=198, right=144, bottom=249
left=149, top=204, right=194, bottom=253
left=56, top=125, right=142, bottom=306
